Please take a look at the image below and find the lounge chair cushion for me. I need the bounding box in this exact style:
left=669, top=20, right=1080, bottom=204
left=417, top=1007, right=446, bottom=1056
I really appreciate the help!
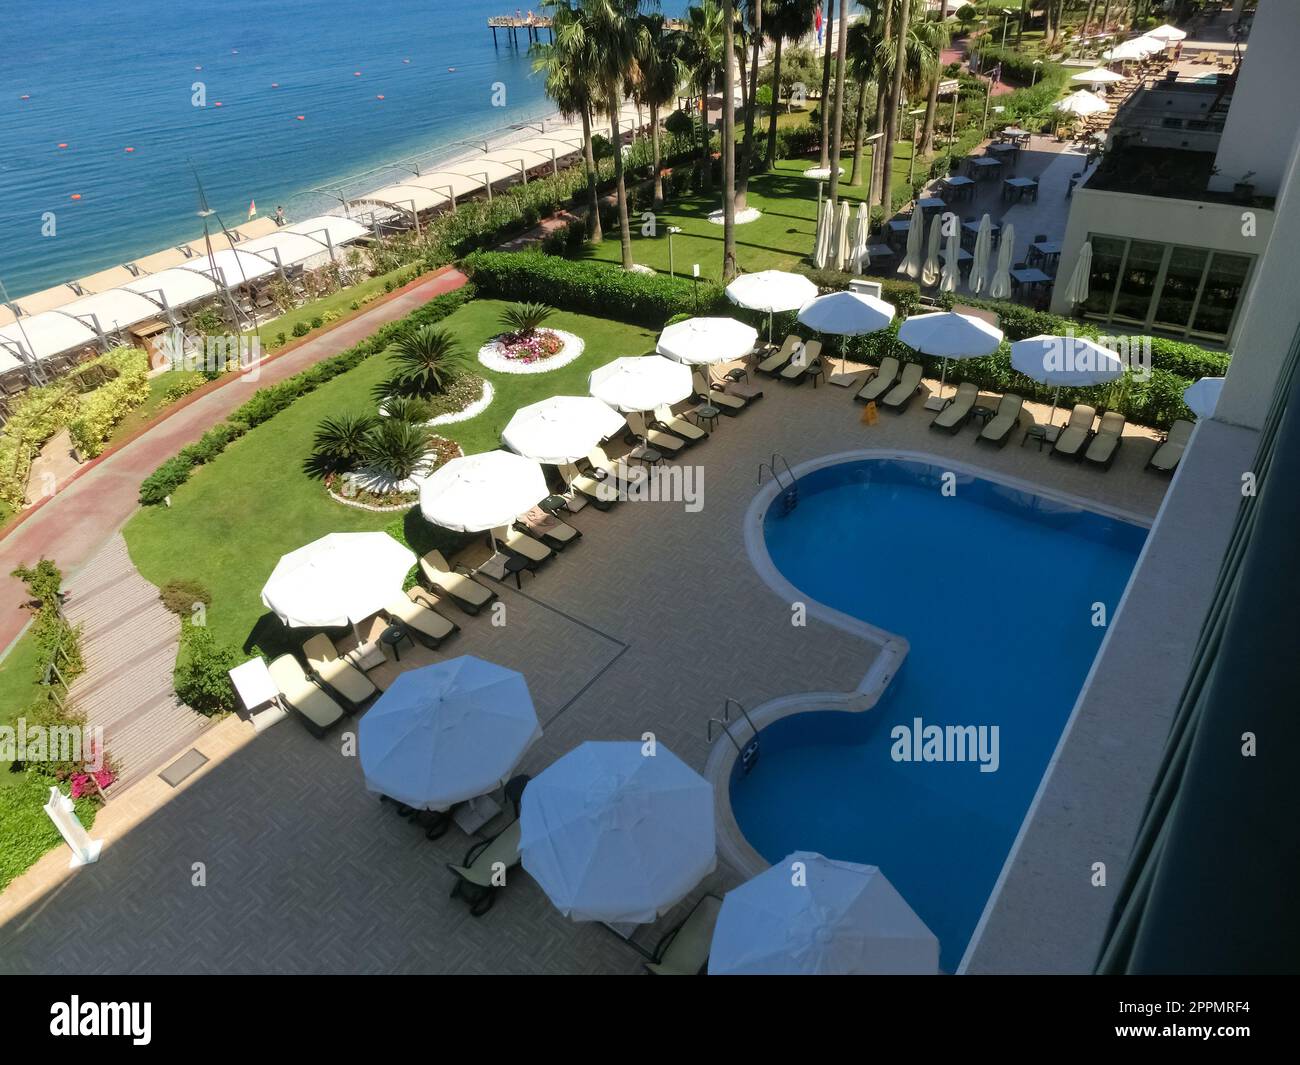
left=1085, top=412, right=1125, bottom=464
left=779, top=340, right=823, bottom=380
left=301, top=634, right=376, bottom=706
left=654, top=405, right=707, bottom=442
left=267, top=654, right=345, bottom=731
left=448, top=819, right=522, bottom=888
left=387, top=591, right=457, bottom=642
left=1053, top=405, right=1096, bottom=456
left=420, top=551, right=494, bottom=607
left=856, top=357, right=900, bottom=402
left=518, top=507, right=580, bottom=546
left=931, top=382, right=978, bottom=429
left=881, top=362, right=924, bottom=407
left=756, top=335, right=800, bottom=374
left=979, top=394, right=1024, bottom=442
left=647, top=895, right=724, bottom=976
left=496, top=527, right=552, bottom=563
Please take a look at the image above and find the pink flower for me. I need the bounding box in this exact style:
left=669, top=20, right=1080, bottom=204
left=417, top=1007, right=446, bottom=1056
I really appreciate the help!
left=69, top=773, right=89, bottom=799
left=94, top=768, right=115, bottom=790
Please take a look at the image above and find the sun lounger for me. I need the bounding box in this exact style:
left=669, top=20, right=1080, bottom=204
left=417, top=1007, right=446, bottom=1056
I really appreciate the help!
left=559, top=461, right=619, bottom=508
left=1084, top=411, right=1126, bottom=468
left=881, top=361, right=925, bottom=410
left=419, top=550, right=498, bottom=615
left=493, top=526, right=553, bottom=568
left=267, top=654, right=346, bottom=737
left=977, top=393, right=1024, bottom=447
left=930, top=381, right=979, bottom=433
left=854, top=356, right=900, bottom=404
left=756, top=334, right=801, bottom=375
left=779, top=339, right=823, bottom=386
left=447, top=774, right=530, bottom=916
left=653, top=403, right=708, bottom=443
left=516, top=505, right=581, bottom=550
left=626, top=411, right=686, bottom=456
left=691, top=370, right=747, bottom=414
left=301, top=633, right=376, bottom=710
left=1052, top=404, right=1097, bottom=459
left=1146, top=418, right=1194, bottom=473
left=386, top=588, right=459, bottom=648
left=644, top=894, right=725, bottom=975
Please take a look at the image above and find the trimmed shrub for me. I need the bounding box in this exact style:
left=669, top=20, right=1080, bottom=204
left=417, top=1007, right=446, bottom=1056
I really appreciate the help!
left=159, top=579, right=213, bottom=617
left=174, top=623, right=240, bottom=717
left=68, top=347, right=151, bottom=458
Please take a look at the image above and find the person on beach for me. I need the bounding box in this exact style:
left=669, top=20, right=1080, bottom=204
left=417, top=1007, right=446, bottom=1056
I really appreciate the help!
left=274, top=205, right=286, bottom=226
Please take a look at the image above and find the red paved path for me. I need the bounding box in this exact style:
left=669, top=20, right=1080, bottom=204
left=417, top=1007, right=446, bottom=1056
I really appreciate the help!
left=0, top=268, right=468, bottom=656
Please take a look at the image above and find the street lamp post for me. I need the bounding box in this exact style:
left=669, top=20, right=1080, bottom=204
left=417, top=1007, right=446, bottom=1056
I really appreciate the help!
left=667, top=225, right=682, bottom=278
left=907, top=108, right=926, bottom=184
left=1031, top=58, right=1043, bottom=87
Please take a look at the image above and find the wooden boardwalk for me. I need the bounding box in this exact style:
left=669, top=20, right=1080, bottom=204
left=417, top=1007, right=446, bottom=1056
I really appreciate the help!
left=63, top=535, right=208, bottom=790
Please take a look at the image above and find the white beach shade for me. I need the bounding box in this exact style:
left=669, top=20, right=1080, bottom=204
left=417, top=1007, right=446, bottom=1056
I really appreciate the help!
left=988, top=221, right=1015, bottom=299
left=1010, top=333, right=1126, bottom=426
left=501, top=395, right=625, bottom=465
left=588, top=355, right=692, bottom=412
left=850, top=202, right=871, bottom=275
left=1071, top=67, right=1126, bottom=85
left=898, top=210, right=925, bottom=280
left=898, top=311, right=1003, bottom=401
left=921, top=213, right=943, bottom=288
left=261, top=532, right=415, bottom=630
left=708, top=852, right=940, bottom=975
left=520, top=741, right=716, bottom=924
left=834, top=200, right=853, bottom=273
left=969, top=213, right=994, bottom=296
left=726, top=270, right=819, bottom=342
left=1103, top=36, right=1163, bottom=61
left=1183, top=376, right=1225, bottom=419
left=360, top=656, right=541, bottom=811
left=419, top=450, right=548, bottom=532
left=813, top=199, right=834, bottom=269
left=657, top=316, right=758, bottom=366
left=939, top=219, right=961, bottom=293
left=798, top=290, right=896, bottom=378
left=1145, top=24, right=1186, bottom=42
left=1062, top=240, right=1093, bottom=306
left=1053, top=90, right=1109, bottom=117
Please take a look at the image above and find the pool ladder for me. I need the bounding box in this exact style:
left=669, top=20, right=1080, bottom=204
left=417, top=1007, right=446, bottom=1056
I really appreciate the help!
left=707, top=698, right=760, bottom=775
left=758, top=452, right=798, bottom=514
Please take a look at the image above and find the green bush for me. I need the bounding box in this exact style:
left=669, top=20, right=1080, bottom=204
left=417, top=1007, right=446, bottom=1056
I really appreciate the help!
left=174, top=623, right=241, bottom=717
left=291, top=321, right=311, bottom=337
left=159, top=578, right=213, bottom=617
left=68, top=347, right=151, bottom=458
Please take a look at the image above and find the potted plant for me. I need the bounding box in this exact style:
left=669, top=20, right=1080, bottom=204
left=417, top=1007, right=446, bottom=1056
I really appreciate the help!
left=1232, top=170, right=1256, bottom=204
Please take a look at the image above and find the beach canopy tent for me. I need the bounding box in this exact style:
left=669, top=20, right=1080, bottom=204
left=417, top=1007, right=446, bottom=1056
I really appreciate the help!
left=0, top=311, right=99, bottom=365
left=231, top=217, right=280, bottom=242
left=129, top=246, right=193, bottom=275
left=499, top=137, right=576, bottom=166
left=179, top=248, right=279, bottom=287
left=260, top=531, right=415, bottom=630
left=407, top=170, right=491, bottom=200
left=73, top=264, right=141, bottom=294
left=589, top=355, right=693, bottom=412
left=442, top=158, right=525, bottom=188
left=1071, top=67, right=1126, bottom=85
left=0, top=306, right=16, bottom=328
left=502, top=395, right=626, bottom=465
left=520, top=740, right=716, bottom=924
left=359, top=656, right=541, bottom=811
left=285, top=214, right=371, bottom=246
left=1146, top=23, right=1188, bottom=42
left=239, top=230, right=339, bottom=269
left=420, top=449, right=548, bottom=533
left=351, top=182, right=452, bottom=217
left=122, top=267, right=227, bottom=312
left=7, top=283, right=80, bottom=317
left=1053, top=90, right=1109, bottom=117
left=708, top=852, right=940, bottom=975
left=529, top=129, right=584, bottom=150
left=183, top=233, right=238, bottom=257
left=656, top=316, right=758, bottom=366
left=479, top=147, right=558, bottom=174
left=58, top=289, right=167, bottom=335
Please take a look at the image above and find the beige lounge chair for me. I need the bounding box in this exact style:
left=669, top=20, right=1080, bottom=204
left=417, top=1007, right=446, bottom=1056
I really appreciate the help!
left=779, top=339, right=823, bottom=385
left=626, top=411, right=686, bottom=456
left=301, top=633, right=377, bottom=710
left=855, top=356, right=900, bottom=404
left=644, top=894, right=724, bottom=976
left=419, top=550, right=498, bottom=615
left=268, top=654, right=346, bottom=737
left=1147, top=418, right=1194, bottom=473
left=516, top=506, right=581, bottom=550
left=653, top=404, right=707, bottom=443
left=756, top=334, right=801, bottom=375
left=930, top=381, right=979, bottom=433
left=977, top=393, right=1024, bottom=447
left=559, top=461, right=619, bottom=509
left=493, top=526, right=552, bottom=567
left=1052, top=404, right=1097, bottom=459
left=386, top=588, right=459, bottom=648
left=1085, top=411, right=1126, bottom=468
left=881, top=361, right=925, bottom=410
left=691, top=370, right=747, bottom=414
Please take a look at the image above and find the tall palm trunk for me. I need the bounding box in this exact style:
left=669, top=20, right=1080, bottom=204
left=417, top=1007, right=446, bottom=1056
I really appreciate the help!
left=819, top=6, right=834, bottom=167
left=922, top=1, right=950, bottom=156
left=1017, top=0, right=1026, bottom=45
left=737, top=24, right=763, bottom=207
left=870, top=2, right=893, bottom=208
left=1082, top=0, right=1097, bottom=38
left=699, top=87, right=713, bottom=192
left=581, top=106, right=602, bottom=242
left=651, top=101, right=664, bottom=208
left=610, top=108, right=633, bottom=269
left=880, top=0, right=911, bottom=218
left=765, top=36, right=784, bottom=168
left=848, top=73, right=871, bottom=186
left=722, top=0, right=738, bottom=279
left=1100, top=0, right=1113, bottom=34
left=827, top=0, right=849, bottom=210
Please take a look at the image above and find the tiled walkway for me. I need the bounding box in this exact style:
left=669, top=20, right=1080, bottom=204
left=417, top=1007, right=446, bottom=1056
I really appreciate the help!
left=0, top=369, right=1169, bottom=974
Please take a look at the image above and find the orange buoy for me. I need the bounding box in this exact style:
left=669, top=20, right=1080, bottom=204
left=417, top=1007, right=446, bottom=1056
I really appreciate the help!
left=271, top=82, right=280, bottom=88
left=376, top=94, right=385, bottom=100
left=295, top=114, right=305, bottom=120
left=354, top=71, right=362, bottom=77
left=57, top=142, right=68, bottom=149
left=70, top=193, right=82, bottom=200
left=214, top=101, right=223, bottom=107
left=124, top=146, right=134, bottom=152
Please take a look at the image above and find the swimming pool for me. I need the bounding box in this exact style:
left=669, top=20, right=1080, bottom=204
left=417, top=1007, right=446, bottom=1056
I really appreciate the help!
left=730, top=455, right=1147, bottom=972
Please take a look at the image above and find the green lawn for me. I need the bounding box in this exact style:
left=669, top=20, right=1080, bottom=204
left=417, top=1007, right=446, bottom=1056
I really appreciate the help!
left=107, top=370, right=204, bottom=447
left=122, top=299, right=654, bottom=652
left=577, top=154, right=915, bottom=284
left=0, top=625, right=44, bottom=738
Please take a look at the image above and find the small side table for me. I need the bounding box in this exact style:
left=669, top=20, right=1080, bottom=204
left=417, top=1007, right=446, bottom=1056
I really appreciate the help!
left=692, top=404, right=721, bottom=432
left=632, top=446, right=663, bottom=469
left=1022, top=424, right=1060, bottom=451
left=503, top=554, right=532, bottom=589
left=379, top=623, right=414, bottom=662
left=971, top=405, right=996, bottom=427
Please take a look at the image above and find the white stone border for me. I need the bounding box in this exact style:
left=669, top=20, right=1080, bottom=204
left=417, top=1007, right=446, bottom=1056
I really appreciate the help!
left=327, top=437, right=464, bottom=511
left=707, top=206, right=762, bottom=225
left=428, top=379, right=494, bottom=425
left=477, top=328, right=585, bottom=375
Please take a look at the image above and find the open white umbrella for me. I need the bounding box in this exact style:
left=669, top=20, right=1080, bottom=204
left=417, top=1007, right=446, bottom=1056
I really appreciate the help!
left=850, top=202, right=871, bottom=274
left=1103, top=36, right=1163, bottom=61
left=657, top=316, right=758, bottom=366
left=726, top=270, right=818, bottom=342
left=708, top=852, right=939, bottom=975
left=797, top=290, right=895, bottom=379
left=1011, top=333, right=1126, bottom=428
left=360, top=656, right=541, bottom=811
left=589, top=355, right=692, bottom=413
left=261, top=532, right=415, bottom=631
left=1061, top=241, right=1093, bottom=307
left=939, top=219, right=961, bottom=294
left=969, top=214, right=993, bottom=296
left=502, top=395, right=625, bottom=466
left=1053, top=90, right=1109, bottom=117
left=813, top=199, right=834, bottom=269
left=419, top=450, right=548, bottom=533
left=1145, top=24, right=1187, bottom=42
left=988, top=221, right=1015, bottom=299
left=1183, top=376, right=1224, bottom=419
left=921, top=213, right=943, bottom=288
left=898, top=311, right=1003, bottom=402
left=520, top=741, right=716, bottom=924
left=834, top=200, right=852, bottom=272
left=898, top=210, right=925, bottom=280
left=1071, top=67, right=1126, bottom=86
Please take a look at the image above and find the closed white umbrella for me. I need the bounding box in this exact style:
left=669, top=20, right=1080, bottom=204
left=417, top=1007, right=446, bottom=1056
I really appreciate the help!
left=969, top=213, right=993, bottom=296
left=359, top=656, right=541, bottom=810
left=502, top=395, right=625, bottom=465
left=851, top=202, right=871, bottom=275
left=988, top=221, right=1015, bottom=299
left=1010, top=333, right=1126, bottom=428
left=657, top=316, right=758, bottom=365
left=1146, top=23, right=1187, bottom=42
left=520, top=741, right=716, bottom=924
left=708, top=852, right=939, bottom=975
left=898, top=311, right=1004, bottom=403
left=834, top=200, right=852, bottom=272
left=921, top=213, right=942, bottom=288
left=898, top=209, right=924, bottom=280
left=1053, top=90, right=1109, bottom=117
left=419, top=450, right=548, bottom=533
left=813, top=199, right=834, bottom=269
left=1062, top=241, right=1093, bottom=307
left=939, top=219, right=961, bottom=293
left=1183, top=376, right=1224, bottom=419
left=589, top=355, right=692, bottom=412
left=261, top=532, right=415, bottom=630
left=726, top=270, right=818, bottom=342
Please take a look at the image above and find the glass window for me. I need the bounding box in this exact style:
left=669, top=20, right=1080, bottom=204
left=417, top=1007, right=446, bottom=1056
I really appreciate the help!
left=1112, top=241, right=1165, bottom=325
left=1153, top=246, right=1209, bottom=332
left=1084, top=236, right=1126, bottom=318
left=1192, top=253, right=1251, bottom=339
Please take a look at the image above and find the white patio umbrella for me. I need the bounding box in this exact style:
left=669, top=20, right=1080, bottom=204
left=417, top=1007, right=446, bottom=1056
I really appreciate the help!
left=796, top=290, right=896, bottom=378
left=1061, top=241, right=1093, bottom=307
left=939, top=220, right=961, bottom=293
left=502, top=395, right=625, bottom=465
left=988, top=221, right=1015, bottom=299
left=1071, top=67, right=1126, bottom=87
left=1010, top=333, right=1126, bottom=427
left=921, top=213, right=943, bottom=288
left=708, top=852, right=940, bottom=975
left=359, top=656, right=541, bottom=811
left=1183, top=376, right=1224, bottom=419
left=898, top=311, right=1004, bottom=402
left=1145, top=24, right=1187, bottom=42
left=834, top=200, right=853, bottom=272
left=1053, top=90, right=1109, bottom=117
left=261, top=532, right=415, bottom=631
left=726, top=270, right=818, bottom=342
left=657, top=316, right=758, bottom=366
left=898, top=210, right=924, bottom=280
left=419, top=450, right=548, bottom=533
left=969, top=213, right=994, bottom=296
left=588, top=355, right=692, bottom=413
left=850, top=201, right=871, bottom=274
left=813, top=199, right=834, bottom=269
left=1103, top=36, right=1163, bottom=61
left=520, top=741, right=716, bottom=924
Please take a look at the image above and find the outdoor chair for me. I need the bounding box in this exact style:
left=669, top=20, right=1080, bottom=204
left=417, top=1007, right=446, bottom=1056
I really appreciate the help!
left=492, top=526, right=553, bottom=570
left=976, top=394, right=1024, bottom=447
left=778, top=338, right=824, bottom=386
left=385, top=588, right=460, bottom=649
left=881, top=362, right=926, bottom=411
left=447, top=774, right=531, bottom=917
left=267, top=654, right=346, bottom=738
left=691, top=369, right=748, bottom=413
left=301, top=633, right=377, bottom=711
left=626, top=410, right=687, bottom=456
left=644, top=894, right=725, bottom=976
left=653, top=403, right=708, bottom=444
left=559, top=462, right=618, bottom=509
left=1052, top=404, right=1098, bottom=460
left=756, top=334, right=801, bottom=375
left=419, top=550, right=498, bottom=615
left=1146, top=418, right=1195, bottom=473
left=515, top=506, right=582, bottom=551
left=854, top=356, right=900, bottom=404
left=1084, top=411, right=1126, bottom=469
left=930, top=381, right=979, bottom=433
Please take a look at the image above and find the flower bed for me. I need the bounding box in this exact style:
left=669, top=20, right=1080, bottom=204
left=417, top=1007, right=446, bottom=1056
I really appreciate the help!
left=477, top=327, right=585, bottom=375
left=428, top=378, right=494, bottom=425
left=327, top=434, right=462, bottom=510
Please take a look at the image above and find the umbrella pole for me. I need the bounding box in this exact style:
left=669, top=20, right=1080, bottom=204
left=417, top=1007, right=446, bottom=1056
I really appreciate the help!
left=1049, top=384, right=1061, bottom=429
left=938, top=356, right=949, bottom=402
left=768, top=310, right=773, bottom=344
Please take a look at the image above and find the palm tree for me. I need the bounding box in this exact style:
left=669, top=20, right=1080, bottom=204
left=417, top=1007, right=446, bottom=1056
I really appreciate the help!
left=590, top=0, right=643, bottom=271
left=682, top=1, right=726, bottom=194
left=876, top=1, right=940, bottom=212
left=765, top=0, right=818, bottom=170
left=878, top=0, right=911, bottom=218
left=920, top=1, right=951, bottom=156
left=362, top=419, right=436, bottom=484
left=313, top=412, right=379, bottom=471
left=630, top=12, right=682, bottom=208
left=818, top=2, right=834, bottom=168
left=826, top=0, right=850, bottom=210
left=846, top=11, right=885, bottom=188
left=721, top=0, right=739, bottom=278
left=735, top=1, right=765, bottom=208
left=388, top=325, right=469, bottom=395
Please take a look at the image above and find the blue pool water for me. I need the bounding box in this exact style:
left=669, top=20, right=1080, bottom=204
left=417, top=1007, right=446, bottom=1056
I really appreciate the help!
left=731, top=457, right=1147, bottom=972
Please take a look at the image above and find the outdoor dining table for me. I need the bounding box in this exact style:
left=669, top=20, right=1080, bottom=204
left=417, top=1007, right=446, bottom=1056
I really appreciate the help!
left=866, top=242, right=895, bottom=261
left=1029, top=240, right=1063, bottom=271
left=961, top=220, right=1000, bottom=250
left=918, top=196, right=946, bottom=213
left=969, top=156, right=1004, bottom=180
left=942, top=175, right=976, bottom=202
left=988, top=141, right=1019, bottom=159
left=886, top=217, right=911, bottom=251
left=1002, top=176, right=1039, bottom=202
left=939, top=248, right=974, bottom=266
left=1011, top=266, right=1054, bottom=292
left=1002, top=127, right=1031, bottom=146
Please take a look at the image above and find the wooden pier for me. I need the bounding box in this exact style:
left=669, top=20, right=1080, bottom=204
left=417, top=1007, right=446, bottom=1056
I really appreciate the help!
left=488, top=15, right=554, bottom=47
